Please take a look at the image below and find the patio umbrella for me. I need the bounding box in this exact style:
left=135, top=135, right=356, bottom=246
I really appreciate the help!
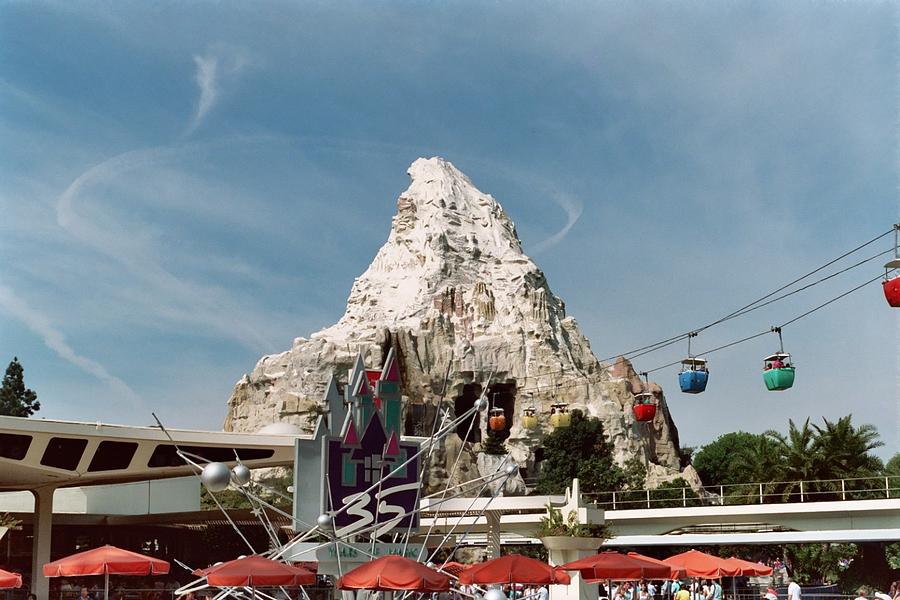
left=459, top=554, right=571, bottom=586
left=338, top=555, right=450, bottom=592
left=0, top=569, right=22, bottom=589
left=722, top=557, right=773, bottom=577
left=436, top=562, right=470, bottom=577
left=43, top=545, right=169, bottom=600
left=562, top=552, right=672, bottom=581
left=199, top=556, right=316, bottom=587
left=663, top=550, right=739, bottom=579
left=627, top=553, right=686, bottom=579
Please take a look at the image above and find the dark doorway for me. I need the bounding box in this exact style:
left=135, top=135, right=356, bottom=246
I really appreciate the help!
left=454, top=383, right=482, bottom=443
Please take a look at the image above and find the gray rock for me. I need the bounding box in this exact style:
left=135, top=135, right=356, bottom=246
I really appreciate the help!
left=224, top=157, right=690, bottom=493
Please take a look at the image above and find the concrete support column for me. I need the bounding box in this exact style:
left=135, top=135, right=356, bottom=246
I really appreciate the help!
left=543, top=538, right=602, bottom=600
left=485, top=511, right=501, bottom=559
left=31, top=486, right=55, bottom=599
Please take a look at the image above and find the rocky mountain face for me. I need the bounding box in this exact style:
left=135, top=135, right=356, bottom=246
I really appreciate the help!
left=224, top=157, right=696, bottom=492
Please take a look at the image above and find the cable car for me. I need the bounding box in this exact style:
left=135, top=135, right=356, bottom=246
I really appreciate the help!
left=522, top=407, right=539, bottom=430
left=678, top=333, right=708, bottom=393
left=488, top=407, right=507, bottom=431
left=633, top=372, right=656, bottom=422
left=633, top=393, right=656, bottom=422
left=884, top=224, right=900, bottom=307
left=763, top=327, right=795, bottom=391
left=549, top=403, right=570, bottom=428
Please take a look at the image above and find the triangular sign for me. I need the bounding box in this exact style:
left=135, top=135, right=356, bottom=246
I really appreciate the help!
left=384, top=432, right=400, bottom=457
left=343, top=418, right=359, bottom=446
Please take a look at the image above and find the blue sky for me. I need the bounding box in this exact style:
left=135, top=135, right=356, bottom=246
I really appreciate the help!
left=1, top=1, right=897, bottom=458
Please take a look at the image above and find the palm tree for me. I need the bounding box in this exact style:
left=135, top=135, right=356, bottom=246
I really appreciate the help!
left=765, top=418, right=818, bottom=502
left=812, top=415, right=883, bottom=499
left=728, top=434, right=783, bottom=503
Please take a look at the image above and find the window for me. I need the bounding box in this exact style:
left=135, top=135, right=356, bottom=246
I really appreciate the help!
left=88, top=440, right=138, bottom=472
left=148, top=444, right=274, bottom=467
left=0, top=433, right=31, bottom=460
left=41, top=437, right=88, bottom=470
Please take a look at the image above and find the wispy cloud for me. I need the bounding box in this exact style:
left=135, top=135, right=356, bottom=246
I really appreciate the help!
left=55, top=142, right=276, bottom=351
left=186, top=46, right=251, bottom=135
left=193, top=54, right=218, bottom=125
left=0, top=285, right=142, bottom=406
left=530, top=190, right=584, bottom=254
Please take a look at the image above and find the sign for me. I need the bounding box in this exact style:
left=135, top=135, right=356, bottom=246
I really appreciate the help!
left=294, top=348, right=421, bottom=538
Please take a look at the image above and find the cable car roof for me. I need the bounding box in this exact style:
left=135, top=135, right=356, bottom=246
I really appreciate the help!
left=680, top=357, right=707, bottom=366
left=885, top=258, right=900, bottom=269
left=763, top=353, right=792, bottom=361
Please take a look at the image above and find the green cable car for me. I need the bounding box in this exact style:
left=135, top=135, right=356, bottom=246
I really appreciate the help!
left=762, top=327, right=794, bottom=391
left=763, top=352, right=795, bottom=391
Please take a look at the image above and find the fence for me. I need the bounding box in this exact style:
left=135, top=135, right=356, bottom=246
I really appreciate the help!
left=583, top=475, right=900, bottom=510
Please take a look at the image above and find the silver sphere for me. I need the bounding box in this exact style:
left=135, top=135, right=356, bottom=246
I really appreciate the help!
left=200, top=462, right=232, bottom=492
left=232, top=464, right=252, bottom=486
left=426, top=562, right=436, bottom=569
left=474, top=397, right=489, bottom=412
left=505, top=464, right=519, bottom=476
left=485, top=589, right=506, bottom=600
left=316, top=513, right=334, bottom=531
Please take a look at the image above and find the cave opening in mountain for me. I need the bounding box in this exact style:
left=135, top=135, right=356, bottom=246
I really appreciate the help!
left=404, top=402, right=428, bottom=437
left=486, top=382, right=516, bottom=441
left=454, top=383, right=482, bottom=443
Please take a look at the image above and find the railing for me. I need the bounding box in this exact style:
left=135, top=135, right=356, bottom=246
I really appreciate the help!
left=583, top=474, right=900, bottom=510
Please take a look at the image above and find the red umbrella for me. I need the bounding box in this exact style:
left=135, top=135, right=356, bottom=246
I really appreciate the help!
left=0, top=569, right=22, bottom=589
left=562, top=552, right=672, bottom=581
left=459, top=554, right=571, bottom=586
left=627, top=553, right=686, bottom=579
left=722, top=557, right=772, bottom=577
left=200, top=556, right=315, bottom=587
left=663, top=550, right=739, bottom=579
left=338, top=555, right=450, bottom=592
left=43, top=545, right=169, bottom=600
left=437, top=562, right=470, bottom=577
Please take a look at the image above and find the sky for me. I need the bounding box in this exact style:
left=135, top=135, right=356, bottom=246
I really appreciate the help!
left=0, top=1, right=898, bottom=459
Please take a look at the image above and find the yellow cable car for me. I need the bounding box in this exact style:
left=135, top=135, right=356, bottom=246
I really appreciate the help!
left=549, top=403, right=570, bottom=428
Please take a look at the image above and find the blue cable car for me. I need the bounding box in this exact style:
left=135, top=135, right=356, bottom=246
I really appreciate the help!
left=677, top=332, right=708, bottom=393
left=678, top=357, right=709, bottom=393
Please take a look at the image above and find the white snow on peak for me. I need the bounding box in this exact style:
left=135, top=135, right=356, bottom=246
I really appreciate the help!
left=318, top=156, right=558, bottom=337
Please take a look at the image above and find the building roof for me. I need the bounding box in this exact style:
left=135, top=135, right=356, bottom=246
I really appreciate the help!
left=0, top=416, right=304, bottom=491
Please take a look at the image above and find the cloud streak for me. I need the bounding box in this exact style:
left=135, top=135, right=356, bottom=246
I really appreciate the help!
left=0, top=284, right=142, bottom=406
left=186, top=46, right=250, bottom=135
left=56, top=141, right=276, bottom=351
left=530, top=190, right=584, bottom=254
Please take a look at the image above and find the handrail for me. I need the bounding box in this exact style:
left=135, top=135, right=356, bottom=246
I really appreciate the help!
left=582, top=474, right=900, bottom=510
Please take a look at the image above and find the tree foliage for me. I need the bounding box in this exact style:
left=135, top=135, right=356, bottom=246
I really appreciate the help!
left=0, top=357, right=40, bottom=417
left=692, top=431, right=773, bottom=486
left=481, top=428, right=507, bottom=455
left=535, top=409, right=625, bottom=494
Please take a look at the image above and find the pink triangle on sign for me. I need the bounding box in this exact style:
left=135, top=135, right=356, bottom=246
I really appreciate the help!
left=354, top=374, right=371, bottom=397
left=381, top=355, right=400, bottom=383
left=384, top=432, right=400, bottom=456
left=343, top=418, right=359, bottom=445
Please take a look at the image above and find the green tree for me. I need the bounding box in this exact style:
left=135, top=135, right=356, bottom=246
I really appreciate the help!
left=766, top=418, right=817, bottom=501
left=692, top=431, right=773, bottom=486
left=0, top=357, right=40, bottom=417
left=884, top=453, right=900, bottom=477
left=535, top=410, right=624, bottom=494
left=482, top=428, right=508, bottom=455
left=783, top=543, right=856, bottom=585
left=812, top=415, right=883, bottom=478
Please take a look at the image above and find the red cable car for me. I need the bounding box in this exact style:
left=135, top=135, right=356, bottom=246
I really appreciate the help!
left=488, top=407, right=507, bottom=431
left=633, top=372, right=656, bottom=422
left=884, top=224, right=900, bottom=307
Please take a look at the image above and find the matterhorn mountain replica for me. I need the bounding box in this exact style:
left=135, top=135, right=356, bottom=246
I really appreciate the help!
left=225, top=157, right=694, bottom=493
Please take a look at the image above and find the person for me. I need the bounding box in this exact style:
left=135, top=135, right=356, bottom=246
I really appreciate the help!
left=661, top=579, right=671, bottom=600
left=787, top=577, right=801, bottom=600
left=874, top=592, right=891, bottom=600
left=765, top=588, right=778, bottom=600
left=80, top=588, right=94, bottom=600
left=856, top=588, right=868, bottom=600
left=772, top=357, right=784, bottom=369
left=648, top=581, right=657, bottom=600
left=638, top=584, right=649, bottom=600
left=537, top=586, right=549, bottom=600
left=674, top=585, right=690, bottom=600
left=707, top=580, right=722, bottom=600
left=27, top=594, right=36, bottom=600
left=891, top=582, right=900, bottom=600
left=671, top=581, right=681, bottom=596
